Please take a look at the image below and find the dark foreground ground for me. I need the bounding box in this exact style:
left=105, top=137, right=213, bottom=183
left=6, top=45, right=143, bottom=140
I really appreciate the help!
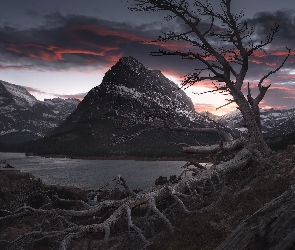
left=1, top=145, right=295, bottom=249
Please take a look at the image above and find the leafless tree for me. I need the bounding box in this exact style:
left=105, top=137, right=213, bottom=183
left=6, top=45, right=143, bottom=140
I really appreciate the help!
left=1, top=2, right=293, bottom=249
left=128, top=0, right=291, bottom=155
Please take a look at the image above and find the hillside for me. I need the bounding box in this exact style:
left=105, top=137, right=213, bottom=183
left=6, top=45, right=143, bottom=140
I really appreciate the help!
left=0, top=80, right=80, bottom=145
left=219, top=108, right=295, bottom=137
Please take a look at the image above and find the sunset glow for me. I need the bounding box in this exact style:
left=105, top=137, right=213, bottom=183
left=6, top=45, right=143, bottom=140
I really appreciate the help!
left=0, top=1, right=295, bottom=115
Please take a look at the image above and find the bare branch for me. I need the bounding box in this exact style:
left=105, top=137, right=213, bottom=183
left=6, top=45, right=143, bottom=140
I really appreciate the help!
left=216, top=100, right=235, bottom=110
left=257, top=47, right=291, bottom=89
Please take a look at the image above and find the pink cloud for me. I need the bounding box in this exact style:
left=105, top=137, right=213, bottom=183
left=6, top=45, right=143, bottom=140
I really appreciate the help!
left=6, top=43, right=121, bottom=62
left=194, top=103, right=237, bottom=116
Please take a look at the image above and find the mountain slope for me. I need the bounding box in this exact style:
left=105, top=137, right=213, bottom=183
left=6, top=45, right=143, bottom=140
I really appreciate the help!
left=0, top=80, right=80, bottom=144
left=219, top=108, right=295, bottom=137
left=28, top=57, right=223, bottom=158
left=55, top=57, right=198, bottom=132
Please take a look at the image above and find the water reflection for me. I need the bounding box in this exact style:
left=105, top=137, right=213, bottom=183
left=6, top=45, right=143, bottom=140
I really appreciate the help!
left=0, top=152, right=187, bottom=189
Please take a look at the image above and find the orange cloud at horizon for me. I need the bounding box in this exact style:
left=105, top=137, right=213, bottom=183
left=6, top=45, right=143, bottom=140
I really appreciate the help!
left=70, top=24, right=144, bottom=43
left=277, top=74, right=295, bottom=79
left=6, top=43, right=121, bottom=62
left=194, top=103, right=237, bottom=116
left=249, top=59, right=264, bottom=64
left=71, top=24, right=192, bottom=53
left=272, top=51, right=295, bottom=56
left=266, top=62, right=277, bottom=66
left=0, top=64, right=28, bottom=70
left=260, top=105, right=287, bottom=109
left=270, top=85, right=295, bottom=91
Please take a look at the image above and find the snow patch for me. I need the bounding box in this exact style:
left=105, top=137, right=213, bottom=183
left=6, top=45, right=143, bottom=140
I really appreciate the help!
left=114, top=85, right=143, bottom=100
left=0, top=129, right=18, bottom=136
left=1, top=81, right=37, bottom=107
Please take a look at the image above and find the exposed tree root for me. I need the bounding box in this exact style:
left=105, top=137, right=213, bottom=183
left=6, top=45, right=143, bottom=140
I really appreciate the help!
left=182, top=137, right=246, bottom=154
left=0, top=149, right=254, bottom=250
left=166, top=125, right=233, bottom=142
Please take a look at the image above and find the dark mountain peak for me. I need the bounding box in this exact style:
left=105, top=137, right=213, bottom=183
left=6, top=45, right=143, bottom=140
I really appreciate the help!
left=119, top=56, right=141, bottom=64
left=26, top=59, right=225, bottom=157
left=54, top=56, right=210, bottom=138
left=101, top=57, right=177, bottom=96
left=117, top=56, right=146, bottom=69
left=152, top=69, right=162, bottom=74
left=101, top=56, right=148, bottom=89
left=92, top=57, right=196, bottom=117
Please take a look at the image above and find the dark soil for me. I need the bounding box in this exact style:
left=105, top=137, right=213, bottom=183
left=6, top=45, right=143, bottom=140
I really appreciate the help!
left=0, top=170, right=88, bottom=212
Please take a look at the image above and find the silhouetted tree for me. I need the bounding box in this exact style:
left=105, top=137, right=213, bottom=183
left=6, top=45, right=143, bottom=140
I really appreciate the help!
left=1, top=2, right=293, bottom=250
left=128, top=0, right=291, bottom=155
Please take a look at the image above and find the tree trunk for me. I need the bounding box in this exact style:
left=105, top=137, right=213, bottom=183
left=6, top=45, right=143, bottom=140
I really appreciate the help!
left=231, top=86, right=271, bottom=155
left=237, top=98, right=265, bottom=147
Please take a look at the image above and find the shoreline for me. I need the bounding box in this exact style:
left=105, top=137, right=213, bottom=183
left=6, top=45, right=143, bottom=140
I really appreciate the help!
left=24, top=152, right=193, bottom=161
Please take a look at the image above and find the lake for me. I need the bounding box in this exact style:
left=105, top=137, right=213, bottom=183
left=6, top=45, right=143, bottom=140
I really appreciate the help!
left=0, top=152, right=189, bottom=190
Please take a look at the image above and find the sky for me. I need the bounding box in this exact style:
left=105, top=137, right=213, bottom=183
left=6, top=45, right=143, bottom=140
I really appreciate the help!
left=0, top=0, right=295, bottom=115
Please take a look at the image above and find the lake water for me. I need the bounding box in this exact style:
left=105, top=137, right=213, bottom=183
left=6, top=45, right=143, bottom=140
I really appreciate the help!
left=0, top=152, right=188, bottom=190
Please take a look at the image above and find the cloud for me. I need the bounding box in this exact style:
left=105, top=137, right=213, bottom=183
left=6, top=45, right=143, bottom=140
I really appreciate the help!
left=1, top=10, right=294, bottom=81
left=0, top=64, right=27, bottom=70
left=25, top=9, right=42, bottom=19
left=0, top=12, right=187, bottom=73
left=25, top=86, right=49, bottom=95
left=0, top=14, right=137, bottom=70
left=1, top=9, right=295, bottom=112
left=194, top=103, right=237, bottom=116
left=25, top=86, right=86, bottom=101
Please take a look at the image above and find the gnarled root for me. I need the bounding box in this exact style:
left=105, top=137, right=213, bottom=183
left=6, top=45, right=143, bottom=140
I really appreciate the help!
left=1, top=149, right=253, bottom=249
left=182, top=137, right=246, bottom=154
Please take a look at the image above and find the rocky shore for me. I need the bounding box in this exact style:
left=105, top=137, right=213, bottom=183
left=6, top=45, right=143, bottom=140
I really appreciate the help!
left=25, top=153, right=193, bottom=161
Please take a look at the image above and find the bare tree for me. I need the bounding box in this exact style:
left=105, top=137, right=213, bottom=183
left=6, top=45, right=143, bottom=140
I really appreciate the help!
left=128, top=0, right=291, bottom=155
left=1, top=2, right=293, bottom=249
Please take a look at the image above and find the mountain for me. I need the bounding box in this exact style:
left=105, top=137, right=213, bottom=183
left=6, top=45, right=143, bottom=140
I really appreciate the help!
left=0, top=80, right=80, bottom=144
left=219, top=108, right=295, bottom=137
left=27, top=56, right=224, bottom=158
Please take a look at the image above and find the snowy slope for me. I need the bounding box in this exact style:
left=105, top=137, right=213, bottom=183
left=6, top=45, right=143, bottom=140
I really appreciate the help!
left=0, top=81, right=80, bottom=144
left=219, top=108, right=295, bottom=137
left=1, top=80, right=37, bottom=107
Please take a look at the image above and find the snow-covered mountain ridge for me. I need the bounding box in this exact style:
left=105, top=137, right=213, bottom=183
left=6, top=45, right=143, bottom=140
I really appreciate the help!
left=218, top=108, right=295, bottom=137
left=1, top=81, right=37, bottom=107
left=0, top=80, right=80, bottom=144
